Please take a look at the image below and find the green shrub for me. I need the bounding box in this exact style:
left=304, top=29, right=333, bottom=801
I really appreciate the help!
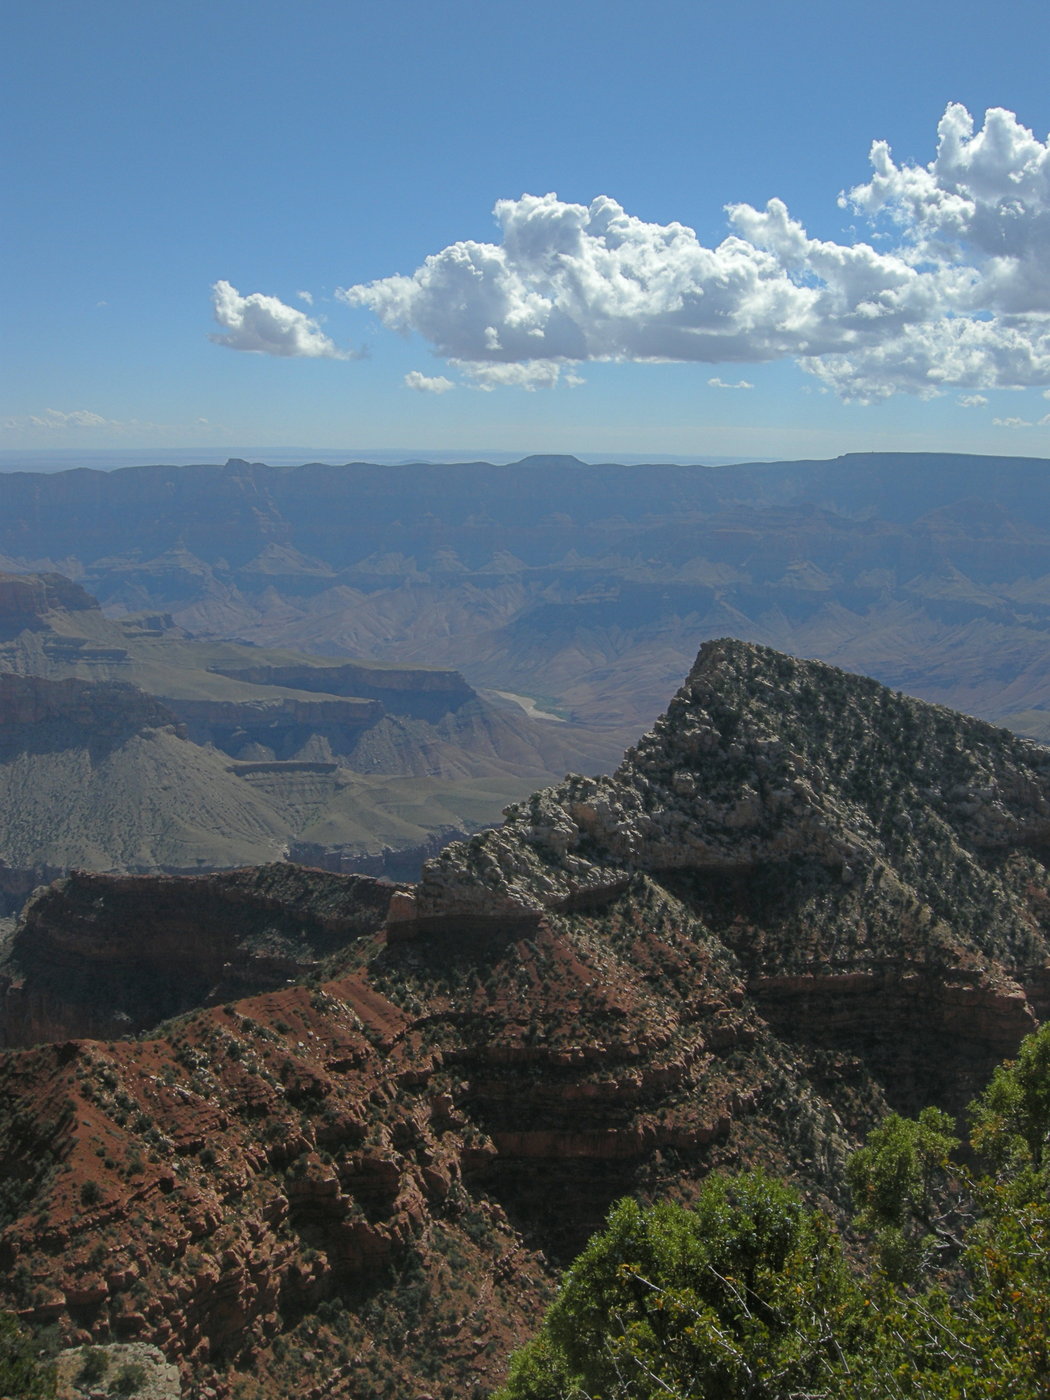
left=109, top=1360, right=146, bottom=1395
left=77, top=1345, right=108, bottom=1384
left=79, top=1179, right=103, bottom=1207
left=0, top=1312, right=55, bottom=1397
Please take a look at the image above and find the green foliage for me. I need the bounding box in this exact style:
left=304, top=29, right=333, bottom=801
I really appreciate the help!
left=79, top=1178, right=103, bottom=1207
left=498, top=1024, right=1050, bottom=1400
left=77, top=1345, right=108, bottom=1384
left=970, top=1021, right=1050, bottom=1181
left=846, top=1106, right=958, bottom=1282
left=0, top=1312, right=54, bottom=1398
left=498, top=1172, right=861, bottom=1400
left=109, top=1360, right=147, bottom=1395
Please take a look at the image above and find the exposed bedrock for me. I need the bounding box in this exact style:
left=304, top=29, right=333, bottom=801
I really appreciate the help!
left=0, top=864, right=397, bottom=1046
left=401, top=639, right=1050, bottom=1107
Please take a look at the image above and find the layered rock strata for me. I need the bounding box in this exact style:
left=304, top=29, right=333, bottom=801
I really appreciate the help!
left=2, top=640, right=1050, bottom=1398
left=0, top=864, right=396, bottom=1046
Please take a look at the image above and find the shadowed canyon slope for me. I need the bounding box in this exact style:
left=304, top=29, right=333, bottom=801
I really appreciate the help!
left=1, top=451, right=1049, bottom=745
left=2, top=641, right=1050, bottom=1399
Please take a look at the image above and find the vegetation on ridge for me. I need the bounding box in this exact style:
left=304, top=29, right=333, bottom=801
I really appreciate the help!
left=498, top=1023, right=1050, bottom=1400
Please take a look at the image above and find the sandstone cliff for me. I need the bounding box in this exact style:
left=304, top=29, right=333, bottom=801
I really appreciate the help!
left=0, top=865, right=396, bottom=1046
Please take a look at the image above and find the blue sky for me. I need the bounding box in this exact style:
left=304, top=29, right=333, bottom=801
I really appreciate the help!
left=4, top=0, right=1050, bottom=463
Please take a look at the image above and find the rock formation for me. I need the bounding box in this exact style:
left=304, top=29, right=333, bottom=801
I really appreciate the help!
left=1, top=640, right=1049, bottom=1399
left=411, top=639, right=1050, bottom=1106
left=0, top=865, right=397, bottom=1046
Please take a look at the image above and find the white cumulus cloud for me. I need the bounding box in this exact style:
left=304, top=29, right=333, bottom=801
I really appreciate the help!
left=957, top=394, right=988, bottom=407
left=339, top=106, right=1050, bottom=401
left=210, top=280, right=351, bottom=358
left=452, top=359, right=566, bottom=391
left=404, top=370, right=455, bottom=393
left=709, top=377, right=755, bottom=389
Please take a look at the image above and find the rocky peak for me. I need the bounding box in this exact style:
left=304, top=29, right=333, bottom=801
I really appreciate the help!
left=408, top=639, right=1050, bottom=940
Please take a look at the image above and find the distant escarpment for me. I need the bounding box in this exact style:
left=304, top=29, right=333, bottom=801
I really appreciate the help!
left=209, top=660, right=476, bottom=721
left=0, top=574, right=618, bottom=894
left=0, top=671, right=181, bottom=736
left=2, top=641, right=1050, bottom=1400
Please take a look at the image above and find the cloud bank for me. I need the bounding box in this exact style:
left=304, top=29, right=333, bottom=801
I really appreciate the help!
left=3, top=408, right=224, bottom=439
left=28, top=409, right=112, bottom=429
left=339, top=105, right=1050, bottom=400
left=210, top=280, right=350, bottom=358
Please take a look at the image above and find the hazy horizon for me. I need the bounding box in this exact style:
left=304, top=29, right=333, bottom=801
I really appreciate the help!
left=0, top=446, right=787, bottom=474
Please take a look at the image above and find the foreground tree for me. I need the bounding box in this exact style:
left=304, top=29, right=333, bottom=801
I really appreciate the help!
left=497, top=1172, right=861, bottom=1400
left=498, top=1024, right=1050, bottom=1400
left=845, top=1106, right=959, bottom=1283
left=0, top=1311, right=54, bottom=1398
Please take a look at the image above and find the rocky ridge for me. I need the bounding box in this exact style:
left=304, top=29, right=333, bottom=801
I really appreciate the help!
left=407, top=638, right=1050, bottom=1106
left=413, top=638, right=1050, bottom=927
left=0, top=865, right=397, bottom=1047
left=2, top=640, right=1050, bottom=1398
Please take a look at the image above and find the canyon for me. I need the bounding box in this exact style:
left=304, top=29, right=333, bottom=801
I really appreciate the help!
left=0, top=571, right=616, bottom=903
left=2, top=640, right=1049, bottom=1399
left=2, top=451, right=1049, bottom=747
